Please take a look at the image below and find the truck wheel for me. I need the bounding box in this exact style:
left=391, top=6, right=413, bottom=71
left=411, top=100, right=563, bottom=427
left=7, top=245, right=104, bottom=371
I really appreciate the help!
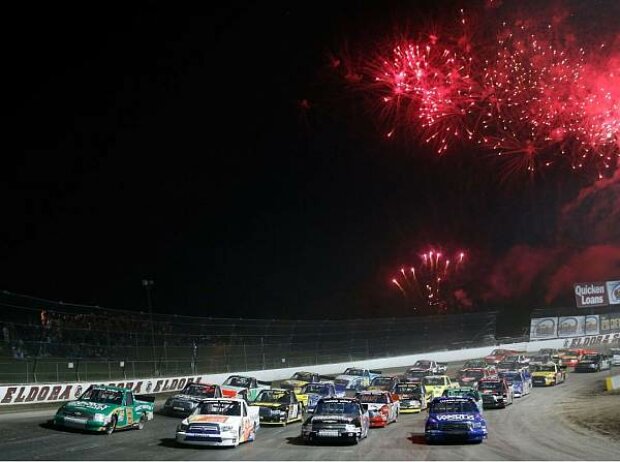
left=137, top=415, right=147, bottom=430
left=105, top=416, right=117, bottom=435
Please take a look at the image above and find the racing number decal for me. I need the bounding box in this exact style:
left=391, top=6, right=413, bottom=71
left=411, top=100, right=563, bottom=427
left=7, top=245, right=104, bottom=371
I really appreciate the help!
left=290, top=404, right=298, bottom=419
left=127, top=408, right=134, bottom=425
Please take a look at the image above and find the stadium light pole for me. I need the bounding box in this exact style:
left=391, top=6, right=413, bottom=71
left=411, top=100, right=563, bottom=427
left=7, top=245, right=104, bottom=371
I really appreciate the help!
left=142, top=279, right=158, bottom=376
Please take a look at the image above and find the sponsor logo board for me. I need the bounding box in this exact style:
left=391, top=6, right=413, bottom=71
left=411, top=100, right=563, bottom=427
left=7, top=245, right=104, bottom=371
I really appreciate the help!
left=558, top=316, right=585, bottom=337
left=607, top=281, right=620, bottom=305
left=600, top=313, right=620, bottom=335
left=574, top=282, right=608, bottom=308
left=530, top=317, right=558, bottom=339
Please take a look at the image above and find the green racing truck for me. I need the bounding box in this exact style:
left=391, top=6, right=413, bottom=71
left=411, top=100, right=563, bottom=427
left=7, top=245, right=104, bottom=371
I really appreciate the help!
left=53, top=385, right=155, bottom=434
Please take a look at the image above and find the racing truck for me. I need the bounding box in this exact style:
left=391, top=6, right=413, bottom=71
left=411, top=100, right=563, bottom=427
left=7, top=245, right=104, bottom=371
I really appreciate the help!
left=425, top=397, right=488, bottom=444
left=484, top=348, right=518, bottom=365
left=175, top=398, right=259, bottom=447
left=498, top=370, right=531, bottom=397
left=221, top=375, right=270, bottom=401
left=334, top=368, right=381, bottom=396
left=422, top=375, right=459, bottom=400
left=456, top=368, right=493, bottom=388
left=478, top=377, right=514, bottom=408
left=53, top=385, right=154, bottom=434
left=368, top=375, right=401, bottom=393
left=295, top=381, right=336, bottom=414
left=355, top=390, right=399, bottom=427
left=280, top=371, right=322, bottom=395
left=161, top=383, right=222, bottom=416
left=301, top=397, right=370, bottom=444
left=442, top=387, right=484, bottom=413
left=574, top=354, right=612, bottom=373
left=410, top=360, right=447, bottom=375
left=531, top=362, right=566, bottom=386
left=250, top=389, right=304, bottom=425
left=393, top=382, right=427, bottom=413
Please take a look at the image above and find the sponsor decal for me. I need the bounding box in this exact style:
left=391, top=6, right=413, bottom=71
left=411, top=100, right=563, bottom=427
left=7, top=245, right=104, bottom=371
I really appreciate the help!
left=68, top=401, right=109, bottom=411
left=607, top=281, right=620, bottom=305
left=435, top=414, right=475, bottom=421
left=191, top=415, right=230, bottom=423
left=574, top=282, right=608, bottom=308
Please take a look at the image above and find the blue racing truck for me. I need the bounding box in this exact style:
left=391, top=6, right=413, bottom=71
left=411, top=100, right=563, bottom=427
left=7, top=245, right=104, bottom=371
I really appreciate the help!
left=425, top=397, right=488, bottom=444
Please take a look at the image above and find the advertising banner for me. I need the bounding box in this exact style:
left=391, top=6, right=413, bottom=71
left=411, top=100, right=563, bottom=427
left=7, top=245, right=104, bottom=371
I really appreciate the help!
left=585, top=314, right=600, bottom=335
left=0, top=373, right=207, bottom=406
left=530, top=317, right=558, bottom=339
left=574, top=282, right=608, bottom=308
left=561, top=332, right=620, bottom=349
left=600, top=312, right=620, bottom=334
left=607, top=280, right=620, bottom=305
left=558, top=316, right=585, bottom=337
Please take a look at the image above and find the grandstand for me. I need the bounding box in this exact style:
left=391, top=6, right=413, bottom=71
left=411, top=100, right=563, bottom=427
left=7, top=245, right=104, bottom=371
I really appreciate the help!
left=0, top=290, right=498, bottom=384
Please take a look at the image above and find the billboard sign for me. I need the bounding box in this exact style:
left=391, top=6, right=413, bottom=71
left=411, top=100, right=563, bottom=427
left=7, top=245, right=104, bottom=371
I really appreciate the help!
left=607, top=280, right=620, bottom=305
left=585, top=315, right=600, bottom=336
left=558, top=316, right=585, bottom=337
left=530, top=317, right=558, bottom=339
left=574, top=282, right=608, bottom=308
left=600, top=312, right=620, bottom=334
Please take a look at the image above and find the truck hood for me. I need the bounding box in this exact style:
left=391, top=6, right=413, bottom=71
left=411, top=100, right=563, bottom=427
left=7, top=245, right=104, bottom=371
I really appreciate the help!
left=311, top=414, right=359, bottom=424
left=430, top=412, right=477, bottom=422
left=62, top=400, right=116, bottom=415
left=169, top=394, right=211, bottom=403
left=251, top=401, right=286, bottom=409
left=188, top=414, right=238, bottom=424
left=532, top=371, right=555, bottom=378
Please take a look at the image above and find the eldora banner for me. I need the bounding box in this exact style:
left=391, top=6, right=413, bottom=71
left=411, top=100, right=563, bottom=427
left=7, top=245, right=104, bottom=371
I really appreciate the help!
left=530, top=317, right=558, bottom=339
left=562, top=332, right=620, bottom=349
left=558, top=316, right=585, bottom=337
left=585, top=315, right=600, bottom=335
left=0, top=374, right=206, bottom=406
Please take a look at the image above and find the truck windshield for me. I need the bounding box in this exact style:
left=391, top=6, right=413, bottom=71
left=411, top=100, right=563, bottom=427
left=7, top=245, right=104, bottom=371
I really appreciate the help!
left=500, top=373, right=522, bottom=383
left=344, top=369, right=365, bottom=376
left=432, top=401, right=478, bottom=413
left=396, top=384, right=421, bottom=395
left=315, top=401, right=360, bottom=415
left=80, top=388, right=123, bottom=405
left=197, top=401, right=240, bottom=416
left=301, top=383, right=331, bottom=395
left=182, top=384, right=217, bottom=397
left=224, top=376, right=252, bottom=387
left=414, top=361, right=431, bottom=368
left=256, top=390, right=289, bottom=403
left=479, top=382, right=502, bottom=391
left=462, top=370, right=484, bottom=379
left=406, top=370, right=426, bottom=379
left=371, top=378, right=392, bottom=387
left=291, top=372, right=313, bottom=381
left=423, top=377, right=445, bottom=386
left=463, top=360, right=486, bottom=368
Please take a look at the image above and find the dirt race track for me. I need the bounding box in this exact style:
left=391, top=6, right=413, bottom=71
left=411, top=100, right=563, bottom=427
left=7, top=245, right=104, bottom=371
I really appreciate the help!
left=0, top=364, right=619, bottom=460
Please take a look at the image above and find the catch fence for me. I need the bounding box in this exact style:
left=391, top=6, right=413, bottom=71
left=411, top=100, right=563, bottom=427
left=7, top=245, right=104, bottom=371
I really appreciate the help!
left=0, top=291, right=498, bottom=384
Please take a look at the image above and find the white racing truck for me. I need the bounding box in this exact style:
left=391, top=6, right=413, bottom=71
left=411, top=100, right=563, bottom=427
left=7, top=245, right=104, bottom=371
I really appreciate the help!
left=176, top=398, right=260, bottom=447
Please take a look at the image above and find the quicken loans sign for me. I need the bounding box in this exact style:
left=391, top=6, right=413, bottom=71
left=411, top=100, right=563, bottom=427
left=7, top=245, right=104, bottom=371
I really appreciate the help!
left=574, top=282, right=608, bottom=308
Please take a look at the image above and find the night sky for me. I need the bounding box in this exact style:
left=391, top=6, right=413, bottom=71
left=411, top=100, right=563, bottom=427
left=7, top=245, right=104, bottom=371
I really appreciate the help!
left=4, top=1, right=619, bottom=320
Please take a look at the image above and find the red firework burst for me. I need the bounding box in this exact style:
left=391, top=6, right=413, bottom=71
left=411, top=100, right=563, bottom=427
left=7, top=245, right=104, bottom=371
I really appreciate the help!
left=391, top=248, right=468, bottom=311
